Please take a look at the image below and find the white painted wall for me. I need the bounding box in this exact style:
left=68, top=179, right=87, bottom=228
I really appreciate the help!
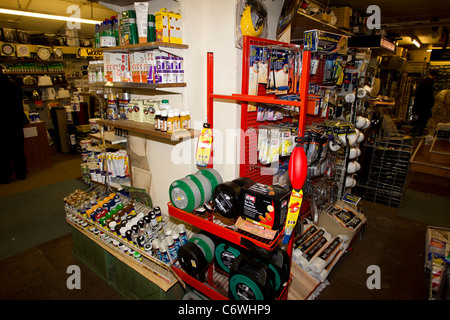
left=100, top=0, right=285, bottom=212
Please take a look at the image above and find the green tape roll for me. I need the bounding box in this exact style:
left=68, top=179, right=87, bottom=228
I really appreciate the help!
left=215, top=243, right=241, bottom=273
left=229, top=274, right=264, bottom=300
left=169, top=177, right=202, bottom=212
left=186, top=172, right=212, bottom=205
left=199, top=168, right=223, bottom=193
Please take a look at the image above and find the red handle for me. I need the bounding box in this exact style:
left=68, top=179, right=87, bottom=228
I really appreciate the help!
left=288, top=144, right=307, bottom=190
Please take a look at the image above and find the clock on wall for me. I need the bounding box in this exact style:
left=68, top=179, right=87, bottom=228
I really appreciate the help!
left=1, top=43, right=15, bottom=56
left=53, top=47, right=63, bottom=59
left=36, top=46, right=51, bottom=61
left=17, top=44, right=31, bottom=58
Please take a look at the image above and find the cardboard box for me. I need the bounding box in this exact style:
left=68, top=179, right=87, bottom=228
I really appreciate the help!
left=425, top=226, right=450, bottom=271
left=304, top=29, right=348, bottom=54
left=332, top=7, right=352, bottom=29
left=316, top=12, right=331, bottom=24
left=240, top=182, right=290, bottom=230
left=168, top=11, right=182, bottom=44
left=338, top=193, right=363, bottom=212
left=120, top=10, right=139, bottom=45
left=155, top=9, right=170, bottom=42
left=318, top=204, right=366, bottom=240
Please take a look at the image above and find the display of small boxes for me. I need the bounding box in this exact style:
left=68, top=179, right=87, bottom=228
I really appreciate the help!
left=304, top=29, right=348, bottom=54
left=318, top=203, right=366, bottom=240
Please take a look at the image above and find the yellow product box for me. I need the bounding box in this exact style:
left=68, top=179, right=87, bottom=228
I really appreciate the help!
left=155, top=9, right=170, bottom=43
left=168, top=11, right=182, bottom=44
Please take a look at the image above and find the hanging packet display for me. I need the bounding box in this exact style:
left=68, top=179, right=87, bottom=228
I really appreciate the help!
left=195, top=123, right=213, bottom=167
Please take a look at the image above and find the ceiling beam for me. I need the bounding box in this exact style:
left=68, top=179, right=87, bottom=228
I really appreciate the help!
left=382, top=18, right=450, bottom=30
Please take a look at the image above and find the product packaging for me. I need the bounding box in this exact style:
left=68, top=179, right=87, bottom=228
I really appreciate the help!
left=104, top=53, right=130, bottom=82
left=168, top=11, right=182, bottom=44
left=120, top=10, right=139, bottom=45
left=318, top=203, right=366, bottom=240
left=155, top=8, right=170, bottom=42
left=240, top=182, right=290, bottom=230
left=267, top=48, right=289, bottom=93
left=135, top=2, right=149, bottom=43
left=304, top=29, right=348, bottom=54
left=147, top=14, right=156, bottom=42
left=248, top=45, right=260, bottom=95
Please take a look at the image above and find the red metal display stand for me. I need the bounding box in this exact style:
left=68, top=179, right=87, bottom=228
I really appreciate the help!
left=169, top=36, right=313, bottom=300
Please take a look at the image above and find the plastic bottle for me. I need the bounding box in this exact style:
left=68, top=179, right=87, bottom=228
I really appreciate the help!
left=154, top=206, right=162, bottom=223
left=185, top=111, right=191, bottom=130
left=158, top=241, right=171, bottom=264
left=96, top=61, right=104, bottom=82
left=164, top=236, right=178, bottom=261
left=88, top=61, right=95, bottom=84
left=94, top=24, right=101, bottom=48
left=160, top=99, right=170, bottom=111
left=161, top=110, right=168, bottom=132
left=114, top=19, right=120, bottom=46
left=99, top=21, right=105, bottom=43
left=180, top=111, right=187, bottom=131
left=177, top=224, right=188, bottom=245
left=147, top=14, right=156, bottom=42
left=173, top=110, right=180, bottom=132
left=152, top=239, right=162, bottom=260
left=172, top=232, right=181, bottom=250
left=166, top=111, right=174, bottom=134
left=100, top=21, right=107, bottom=46
left=154, top=110, right=161, bottom=131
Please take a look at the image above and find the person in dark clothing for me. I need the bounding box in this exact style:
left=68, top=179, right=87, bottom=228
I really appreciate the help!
left=411, top=69, right=439, bottom=136
left=0, top=67, right=29, bottom=183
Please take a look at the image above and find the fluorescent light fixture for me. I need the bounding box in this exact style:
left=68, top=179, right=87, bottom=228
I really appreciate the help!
left=0, top=8, right=102, bottom=25
left=411, top=37, right=421, bottom=48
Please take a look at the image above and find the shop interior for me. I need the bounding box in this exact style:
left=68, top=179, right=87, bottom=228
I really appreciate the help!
left=0, top=0, right=449, bottom=302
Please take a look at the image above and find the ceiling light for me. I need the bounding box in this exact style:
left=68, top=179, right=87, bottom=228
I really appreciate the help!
left=411, top=37, right=421, bottom=48
left=0, top=8, right=102, bottom=25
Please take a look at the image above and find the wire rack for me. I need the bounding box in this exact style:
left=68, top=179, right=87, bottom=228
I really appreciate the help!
left=361, top=136, right=413, bottom=207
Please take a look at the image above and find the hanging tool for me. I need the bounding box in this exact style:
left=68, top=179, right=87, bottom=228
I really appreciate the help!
left=282, top=136, right=308, bottom=245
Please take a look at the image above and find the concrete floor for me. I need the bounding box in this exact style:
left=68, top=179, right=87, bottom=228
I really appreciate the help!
left=0, top=144, right=448, bottom=300
left=317, top=200, right=430, bottom=300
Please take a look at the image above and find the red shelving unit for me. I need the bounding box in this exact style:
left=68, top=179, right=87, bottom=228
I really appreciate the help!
left=168, top=202, right=286, bottom=252
left=168, top=36, right=312, bottom=300
left=168, top=203, right=293, bottom=300
left=172, top=262, right=291, bottom=300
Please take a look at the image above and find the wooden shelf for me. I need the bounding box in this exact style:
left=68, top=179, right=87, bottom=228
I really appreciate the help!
left=89, top=131, right=127, bottom=145
left=4, top=71, right=65, bottom=75
left=95, top=41, right=188, bottom=53
left=89, top=81, right=186, bottom=90
left=290, top=11, right=353, bottom=41
left=66, top=216, right=177, bottom=291
left=411, top=137, right=450, bottom=178
left=97, top=119, right=199, bottom=142
left=21, top=84, right=68, bottom=88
